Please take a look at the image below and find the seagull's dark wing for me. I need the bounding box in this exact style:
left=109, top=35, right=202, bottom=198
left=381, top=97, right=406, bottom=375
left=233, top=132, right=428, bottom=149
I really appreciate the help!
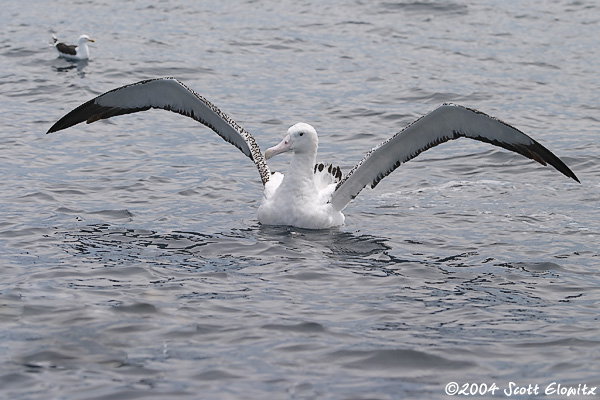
left=56, top=42, right=77, bottom=55
left=330, top=103, right=579, bottom=211
left=47, top=78, right=271, bottom=185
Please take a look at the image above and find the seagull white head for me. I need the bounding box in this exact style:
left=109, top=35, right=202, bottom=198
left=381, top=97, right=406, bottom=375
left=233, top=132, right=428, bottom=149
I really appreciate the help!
left=78, top=35, right=95, bottom=44
left=265, top=122, right=318, bottom=160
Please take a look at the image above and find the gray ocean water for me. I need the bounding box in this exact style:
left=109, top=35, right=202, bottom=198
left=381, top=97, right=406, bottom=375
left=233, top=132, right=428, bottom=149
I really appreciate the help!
left=1, top=1, right=599, bottom=399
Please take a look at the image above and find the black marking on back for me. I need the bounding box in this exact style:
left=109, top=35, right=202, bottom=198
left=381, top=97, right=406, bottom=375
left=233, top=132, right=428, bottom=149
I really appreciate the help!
left=314, top=162, right=342, bottom=183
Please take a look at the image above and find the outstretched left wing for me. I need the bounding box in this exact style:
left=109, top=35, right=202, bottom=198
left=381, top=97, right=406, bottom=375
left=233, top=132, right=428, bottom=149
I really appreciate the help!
left=47, top=78, right=271, bottom=185
left=330, top=103, right=579, bottom=212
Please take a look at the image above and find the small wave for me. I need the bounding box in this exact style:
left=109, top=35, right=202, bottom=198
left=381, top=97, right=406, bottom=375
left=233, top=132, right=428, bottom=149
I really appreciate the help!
left=18, top=191, right=56, bottom=203
left=262, top=321, right=327, bottom=334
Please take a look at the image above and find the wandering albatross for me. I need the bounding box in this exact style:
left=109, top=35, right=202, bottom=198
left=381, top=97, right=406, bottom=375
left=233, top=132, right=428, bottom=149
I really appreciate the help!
left=52, top=34, right=95, bottom=60
left=47, top=78, right=579, bottom=229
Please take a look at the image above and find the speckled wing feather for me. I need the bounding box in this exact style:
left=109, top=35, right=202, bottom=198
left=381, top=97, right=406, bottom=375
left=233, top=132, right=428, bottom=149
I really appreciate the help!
left=330, top=103, right=579, bottom=212
left=47, top=78, right=271, bottom=186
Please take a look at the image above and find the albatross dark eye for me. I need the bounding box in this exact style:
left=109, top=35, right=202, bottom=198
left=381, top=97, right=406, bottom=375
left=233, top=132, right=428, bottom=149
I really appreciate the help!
left=299, top=132, right=304, bottom=136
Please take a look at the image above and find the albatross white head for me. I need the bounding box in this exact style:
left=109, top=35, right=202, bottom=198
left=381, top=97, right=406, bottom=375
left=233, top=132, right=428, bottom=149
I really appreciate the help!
left=265, top=122, right=318, bottom=161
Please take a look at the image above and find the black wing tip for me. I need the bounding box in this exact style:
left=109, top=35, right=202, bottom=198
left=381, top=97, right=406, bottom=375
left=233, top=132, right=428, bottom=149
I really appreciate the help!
left=552, top=160, right=580, bottom=183
left=566, top=169, right=581, bottom=183
left=47, top=98, right=99, bottom=134
left=47, top=115, right=74, bottom=134
left=555, top=156, right=580, bottom=183
left=520, top=141, right=581, bottom=184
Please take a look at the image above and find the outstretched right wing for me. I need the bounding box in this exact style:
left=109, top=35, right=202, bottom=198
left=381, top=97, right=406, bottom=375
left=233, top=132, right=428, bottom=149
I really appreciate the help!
left=47, top=77, right=271, bottom=185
